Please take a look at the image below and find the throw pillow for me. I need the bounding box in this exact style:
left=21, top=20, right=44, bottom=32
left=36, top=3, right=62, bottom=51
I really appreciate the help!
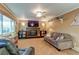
left=59, top=35, right=64, bottom=40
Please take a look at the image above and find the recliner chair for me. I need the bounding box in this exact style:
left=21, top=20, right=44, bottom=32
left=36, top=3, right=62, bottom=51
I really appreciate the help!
left=0, top=39, right=35, bottom=55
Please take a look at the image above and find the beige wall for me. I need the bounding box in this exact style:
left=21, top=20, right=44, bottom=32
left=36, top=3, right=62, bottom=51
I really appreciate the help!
left=50, top=8, right=79, bottom=52
left=17, top=20, right=48, bottom=31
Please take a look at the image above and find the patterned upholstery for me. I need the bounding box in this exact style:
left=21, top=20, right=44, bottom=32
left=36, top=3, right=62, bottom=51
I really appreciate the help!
left=44, top=32, right=74, bottom=50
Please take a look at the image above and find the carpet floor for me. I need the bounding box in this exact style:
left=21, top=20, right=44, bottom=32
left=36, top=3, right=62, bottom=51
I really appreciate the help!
left=17, top=38, right=79, bottom=55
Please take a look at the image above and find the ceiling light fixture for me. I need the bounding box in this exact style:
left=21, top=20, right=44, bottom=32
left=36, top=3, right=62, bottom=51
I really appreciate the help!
left=36, top=11, right=47, bottom=18
left=36, top=11, right=42, bottom=17
left=33, top=7, right=47, bottom=18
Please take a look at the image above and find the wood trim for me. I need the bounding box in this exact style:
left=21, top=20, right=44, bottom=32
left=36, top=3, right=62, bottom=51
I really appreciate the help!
left=0, top=3, right=17, bottom=21
left=0, top=3, right=18, bottom=33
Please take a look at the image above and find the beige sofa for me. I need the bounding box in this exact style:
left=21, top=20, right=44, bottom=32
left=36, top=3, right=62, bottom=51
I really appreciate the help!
left=44, top=32, right=74, bottom=51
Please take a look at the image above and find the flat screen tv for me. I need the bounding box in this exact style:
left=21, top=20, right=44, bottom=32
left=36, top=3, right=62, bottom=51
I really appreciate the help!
left=28, top=20, right=39, bottom=27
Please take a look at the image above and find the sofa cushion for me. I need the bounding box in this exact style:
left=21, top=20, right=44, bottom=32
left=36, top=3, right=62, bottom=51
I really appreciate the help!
left=51, top=32, right=62, bottom=40
left=58, top=34, right=64, bottom=40
left=63, top=33, right=72, bottom=39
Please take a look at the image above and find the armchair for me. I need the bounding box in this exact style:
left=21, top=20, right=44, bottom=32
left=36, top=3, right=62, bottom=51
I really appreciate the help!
left=0, top=39, right=35, bottom=55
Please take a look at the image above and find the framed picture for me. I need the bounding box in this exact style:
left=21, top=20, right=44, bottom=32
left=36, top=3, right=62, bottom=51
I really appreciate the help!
left=71, top=14, right=79, bottom=26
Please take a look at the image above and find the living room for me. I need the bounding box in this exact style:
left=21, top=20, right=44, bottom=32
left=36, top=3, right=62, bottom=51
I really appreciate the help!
left=0, top=3, right=79, bottom=55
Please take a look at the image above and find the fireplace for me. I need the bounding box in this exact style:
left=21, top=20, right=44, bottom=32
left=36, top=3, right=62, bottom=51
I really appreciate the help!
left=18, top=27, right=47, bottom=39
left=26, top=27, right=40, bottom=38
left=28, top=30, right=37, bottom=36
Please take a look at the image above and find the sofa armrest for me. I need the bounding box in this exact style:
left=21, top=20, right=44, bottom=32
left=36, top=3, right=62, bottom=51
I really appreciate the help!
left=0, top=47, right=10, bottom=55
left=19, top=47, right=35, bottom=55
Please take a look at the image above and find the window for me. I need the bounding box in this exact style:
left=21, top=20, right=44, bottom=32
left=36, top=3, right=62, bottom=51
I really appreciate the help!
left=3, top=15, right=12, bottom=34
left=0, top=14, right=16, bottom=35
left=0, top=14, right=3, bottom=35
left=11, top=20, right=16, bottom=32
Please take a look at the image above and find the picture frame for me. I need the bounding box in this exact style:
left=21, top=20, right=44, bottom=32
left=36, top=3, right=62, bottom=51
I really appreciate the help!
left=71, top=14, right=79, bottom=26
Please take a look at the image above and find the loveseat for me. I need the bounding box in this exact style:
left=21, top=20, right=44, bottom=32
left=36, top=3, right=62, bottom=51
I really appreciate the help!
left=44, top=32, right=74, bottom=51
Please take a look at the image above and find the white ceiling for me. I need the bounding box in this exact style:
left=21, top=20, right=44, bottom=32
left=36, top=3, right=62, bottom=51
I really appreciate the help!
left=5, top=3, right=79, bottom=20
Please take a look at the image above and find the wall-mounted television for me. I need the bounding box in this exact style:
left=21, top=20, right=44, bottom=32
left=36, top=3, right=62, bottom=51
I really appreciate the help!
left=28, top=20, right=39, bottom=27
